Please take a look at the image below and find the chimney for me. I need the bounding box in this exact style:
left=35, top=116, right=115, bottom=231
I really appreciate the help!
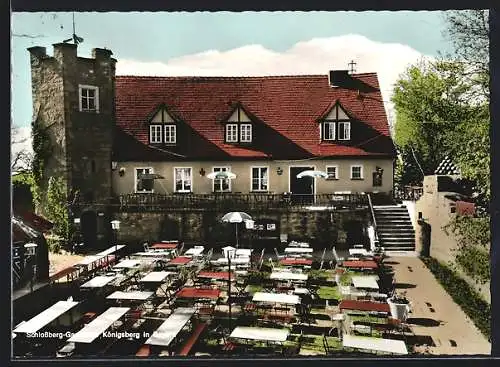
left=328, top=70, right=350, bottom=87
left=52, top=42, right=77, bottom=63
left=27, top=46, right=47, bottom=59
left=92, top=48, right=113, bottom=60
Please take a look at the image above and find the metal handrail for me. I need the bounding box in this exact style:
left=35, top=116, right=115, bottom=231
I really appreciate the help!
left=367, top=193, right=379, bottom=245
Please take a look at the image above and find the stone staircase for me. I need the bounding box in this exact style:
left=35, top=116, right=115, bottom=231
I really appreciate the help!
left=373, top=205, right=415, bottom=251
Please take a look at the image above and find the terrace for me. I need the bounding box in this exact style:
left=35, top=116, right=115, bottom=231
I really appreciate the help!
left=14, top=243, right=442, bottom=358
left=88, top=193, right=373, bottom=212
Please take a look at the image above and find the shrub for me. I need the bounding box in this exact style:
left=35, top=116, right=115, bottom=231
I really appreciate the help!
left=420, top=256, right=490, bottom=340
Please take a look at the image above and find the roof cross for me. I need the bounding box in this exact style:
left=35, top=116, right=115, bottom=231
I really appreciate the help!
left=348, top=60, right=357, bottom=74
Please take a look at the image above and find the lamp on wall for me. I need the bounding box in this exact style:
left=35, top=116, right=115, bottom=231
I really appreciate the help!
left=119, top=167, right=126, bottom=177
left=111, top=161, right=118, bottom=170
left=199, top=168, right=206, bottom=176
left=276, top=167, right=283, bottom=175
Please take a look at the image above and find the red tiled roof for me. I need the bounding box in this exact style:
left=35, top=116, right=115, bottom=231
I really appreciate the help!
left=168, top=256, right=192, bottom=265
left=176, top=287, right=221, bottom=299
left=197, top=271, right=232, bottom=280
left=15, top=212, right=53, bottom=233
left=280, top=258, right=313, bottom=266
left=342, top=260, right=378, bottom=269
left=114, top=74, right=395, bottom=160
left=339, top=300, right=390, bottom=313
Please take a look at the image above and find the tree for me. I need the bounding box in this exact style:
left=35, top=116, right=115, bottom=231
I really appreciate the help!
left=392, top=60, right=478, bottom=185
left=11, top=126, right=33, bottom=173
left=443, top=10, right=489, bottom=99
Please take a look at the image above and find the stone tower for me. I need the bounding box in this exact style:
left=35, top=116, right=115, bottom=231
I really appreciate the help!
left=28, top=43, right=116, bottom=206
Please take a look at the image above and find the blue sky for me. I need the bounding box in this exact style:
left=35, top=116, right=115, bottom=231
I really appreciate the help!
left=11, top=11, right=451, bottom=139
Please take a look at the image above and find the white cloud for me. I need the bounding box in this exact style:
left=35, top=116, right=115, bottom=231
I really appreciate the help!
left=117, top=34, right=432, bottom=130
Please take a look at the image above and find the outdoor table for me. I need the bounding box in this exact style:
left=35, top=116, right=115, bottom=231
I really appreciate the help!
left=13, top=300, right=80, bottom=334
left=80, top=275, right=117, bottom=288
left=280, top=258, right=313, bottom=266
left=339, top=299, right=390, bottom=313
left=106, top=291, right=155, bottom=301
left=349, top=248, right=372, bottom=256
left=140, top=271, right=175, bottom=283
left=184, top=246, right=205, bottom=257
left=145, top=307, right=196, bottom=347
left=342, top=334, right=408, bottom=355
left=351, top=275, right=380, bottom=291
left=113, top=259, right=142, bottom=269
left=230, top=326, right=289, bottom=342
left=151, top=242, right=178, bottom=250
left=342, top=260, right=378, bottom=270
left=270, top=271, right=308, bottom=282
left=253, top=292, right=300, bottom=305
left=284, top=247, right=313, bottom=254
left=197, top=271, right=234, bottom=281
left=68, top=307, right=130, bottom=344
left=168, top=256, right=193, bottom=266
left=176, top=287, right=221, bottom=300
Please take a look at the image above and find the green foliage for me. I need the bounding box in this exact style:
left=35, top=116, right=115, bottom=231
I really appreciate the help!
left=420, top=256, right=490, bottom=340
left=443, top=215, right=490, bottom=283
left=246, top=271, right=270, bottom=285
left=45, top=176, right=70, bottom=246
left=317, top=286, right=340, bottom=300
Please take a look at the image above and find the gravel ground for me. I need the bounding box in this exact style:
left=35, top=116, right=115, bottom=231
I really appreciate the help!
left=48, top=252, right=85, bottom=275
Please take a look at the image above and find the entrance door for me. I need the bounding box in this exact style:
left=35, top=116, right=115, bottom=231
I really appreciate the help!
left=290, top=167, right=315, bottom=204
left=81, top=211, right=97, bottom=250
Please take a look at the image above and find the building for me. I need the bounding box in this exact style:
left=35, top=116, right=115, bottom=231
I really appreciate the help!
left=27, top=43, right=397, bottom=249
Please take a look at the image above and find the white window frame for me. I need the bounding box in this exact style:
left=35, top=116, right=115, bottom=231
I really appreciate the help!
left=135, top=167, right=154, bottom=193
left=350, top=165, right=363, bottom=180
left=78, top=84, right=99, bottom=113
left=240, top=124, right=252, bottom=143
left=326, top=165, right=339, bottom=180
left=338, top=121, right=351, bottom=141
left=251, top=166, right=269, bottom=192
left=226, top=124, right=239, bottom=142
left=149, top=124, right=163, bottom=143
left=174, top=167, right=193, bottom=193
left=323, top=121, right=336, bottom=141
left=212, top=167, right=232, bottom=193
left=164, top=124, right=177, bottom=144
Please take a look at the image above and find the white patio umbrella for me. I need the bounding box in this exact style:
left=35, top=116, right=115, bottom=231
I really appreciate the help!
left=206, top=171, right=237, bottom=180
left=221, top=212, right=252, bottom=247
left=296, top=170, right=329, bottom=179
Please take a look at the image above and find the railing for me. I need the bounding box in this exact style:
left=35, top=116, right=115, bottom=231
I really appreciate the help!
left=393, top=185, right=423, bottom=202
left=367, top=193, right=379, bottom=246
left=114, top=192, right=369, bottom=212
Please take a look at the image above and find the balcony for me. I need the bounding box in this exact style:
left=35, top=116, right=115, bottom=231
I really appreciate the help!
left=112, top=192, right=370, bottom=212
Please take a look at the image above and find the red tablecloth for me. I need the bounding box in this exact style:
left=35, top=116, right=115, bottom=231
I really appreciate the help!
left=339, top=299, right=390, bottom=313
left=168, top=256, right=192, bottom=265
left=280, top=258, right=313, bottom=266
left=197, top=271, right=232, bottom=280
left=177, top=287, right=221, bottom=299
left=342, top=260, right=378, bottom=269
left=151, top=243, right=178, bottom=249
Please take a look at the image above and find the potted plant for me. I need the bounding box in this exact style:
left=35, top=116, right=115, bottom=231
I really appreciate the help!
left=387, top=291, right=410, bottom=320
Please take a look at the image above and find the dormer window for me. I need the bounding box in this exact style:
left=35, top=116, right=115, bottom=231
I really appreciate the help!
left=150, top=125, right=162, bottom=143
left=240, top=124, right=252, bottom=142
left=323, top=122, right=336, bottom=141
left=338, top=121, right=351, bottom=140
left=164, top=125, right=176, bottom=144
left=224, top=106, right=253, bottom=144
left=226, top=124, right=239, bottom=142
left=320, top=102, right=351, bottom=142
left=148, top=106, right=177, bottom=144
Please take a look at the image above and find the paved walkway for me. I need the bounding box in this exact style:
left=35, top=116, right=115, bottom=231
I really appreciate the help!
left=389, top=256, right=491, bottom=355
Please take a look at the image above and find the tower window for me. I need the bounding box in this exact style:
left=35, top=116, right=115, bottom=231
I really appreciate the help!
left=79, top=85, right=99, bottom=113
